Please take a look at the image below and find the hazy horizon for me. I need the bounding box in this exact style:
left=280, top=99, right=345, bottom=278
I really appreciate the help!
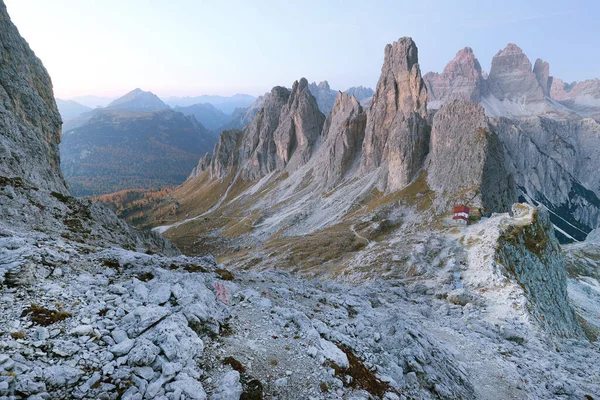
left=5, top=0, right=599, bottom=100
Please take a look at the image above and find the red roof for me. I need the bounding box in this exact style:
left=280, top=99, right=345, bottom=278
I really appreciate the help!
left=453, top=205, right=470, bottom=214
left=453, top=215, right=468, bottom=221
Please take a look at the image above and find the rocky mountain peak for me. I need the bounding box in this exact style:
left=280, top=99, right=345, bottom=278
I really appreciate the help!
left=317, top=80, right=330, bottom=90
left=381, top=37, right=427, bottom=117
left=361, top=37, right=430, bottom=192
left=0, top=1, right=68, bottom=193
left=424, top=46, right=485, bottom=107
left=487, top=43, right=545, bottom=102
left=443, top=47, right=481, bottom=74
left=106, top=88, right=170, bottom=112
left=308, top=80, right=337, bottom=114
left=273, top=78, right=325, bottom=171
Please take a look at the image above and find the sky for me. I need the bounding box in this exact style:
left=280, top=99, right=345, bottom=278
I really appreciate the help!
left=4, top=0, right=599, bottom=99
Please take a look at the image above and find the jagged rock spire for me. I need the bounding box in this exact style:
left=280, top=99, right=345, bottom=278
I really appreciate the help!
left=314, top=91, right=367, bottom=188
left=360, top=37, right=430, bottom=192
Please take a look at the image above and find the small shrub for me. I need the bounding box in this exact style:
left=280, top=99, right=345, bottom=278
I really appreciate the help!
left=10, top=331, right=25, bottom=339
left=216, top=268, right=234, bottom=281
left=223, top=356, right=245, bottom=373
left=22, top=303, right=72, bottom=326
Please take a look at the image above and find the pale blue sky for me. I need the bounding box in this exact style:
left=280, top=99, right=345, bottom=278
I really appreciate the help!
left=4, top=0, right=598, bottom=99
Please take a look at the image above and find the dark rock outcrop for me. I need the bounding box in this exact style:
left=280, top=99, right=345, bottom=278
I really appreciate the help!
left=361, top=37, right=429, bottom=192
left=427, top=100, right=516, bottom=215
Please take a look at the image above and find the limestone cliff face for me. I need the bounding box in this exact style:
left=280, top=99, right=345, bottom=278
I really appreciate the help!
left=494, top=116, right=600, bottom=241
left=192, top=79, right=325, bottom=182
left=533, top=58, right=551, bottom=96
left=423, top=47, right=485, bottom=108
left=496, top=204, right=583, bottom=337
left=361, top=37, right=430, bottom=192
left=486, top=44, right=546, bottom=104
left=240, top=86, right=290, bottom=180
left=427, top=100, right=515, bottom=215
left=209, top=130, right=242, bottom=180
left=0, top=2, right=175, bottom=254
left=273, top=78, right=325, bottom=173
left=314, top=92, right=367, bottom=189
left=0, top=2, right=67, bottom=194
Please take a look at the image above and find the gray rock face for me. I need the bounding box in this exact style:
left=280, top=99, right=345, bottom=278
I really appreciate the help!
left=273, top=78, right=325, bottom=173
left=533, top=58, right=550, bottom=95
left=427, top=100, right=516, bottom=215
left=424, top=47, right=485, bottom=108
left=0, top=2, right=175, bottom=254
left=0, top=177, right=177, bottom=254
left=423, top=44, right=600, bottom=241
left=494, top=115, right=600, bottom=241
left=0, top=2, right=68, bottom=193
left=486, top=44, right=545, bottom=103
left=189, top=153, right=212, bottom=179
left=314, top=92, right=367, bottom=189
left=223, top=79, right=325, bottom=181
left=308, top=81, right=338, bottom=114
left=209, top=130, right=241, bottom=180
left=361, top=37, right=429, bottom=192
left=239, top=86, right=290, bottom=180
left=496, top=204, right=583, bottom=337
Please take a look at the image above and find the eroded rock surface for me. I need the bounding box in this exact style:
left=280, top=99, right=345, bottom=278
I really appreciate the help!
left=427, top=100, right=515, bottom=215
left=0, top=2, right=67, bottom=194
left=361, top=37, right=430, bottom=192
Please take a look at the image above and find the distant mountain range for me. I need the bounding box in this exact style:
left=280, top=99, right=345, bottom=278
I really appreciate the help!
left=60, top=89, right=217, bottom=196
left=173, top=103, right=230, bottom=131
left=164, top=94, right=256, bottom=114
left=55, top=99, right=92, bottom=121
left=69, top=95, right=115, bottom=108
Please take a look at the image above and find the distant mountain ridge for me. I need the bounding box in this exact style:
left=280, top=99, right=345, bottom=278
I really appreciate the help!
left=106, top=88, right=170, bottom=112
left=164, top=93, right=256, bottom=114
left=173, top=103, right=230, bottom=132
left=59, top=87, right=218, bottom=196
left=61, top=108, right=217, bottom=196
left=55, top=99, right=92, bottom=122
